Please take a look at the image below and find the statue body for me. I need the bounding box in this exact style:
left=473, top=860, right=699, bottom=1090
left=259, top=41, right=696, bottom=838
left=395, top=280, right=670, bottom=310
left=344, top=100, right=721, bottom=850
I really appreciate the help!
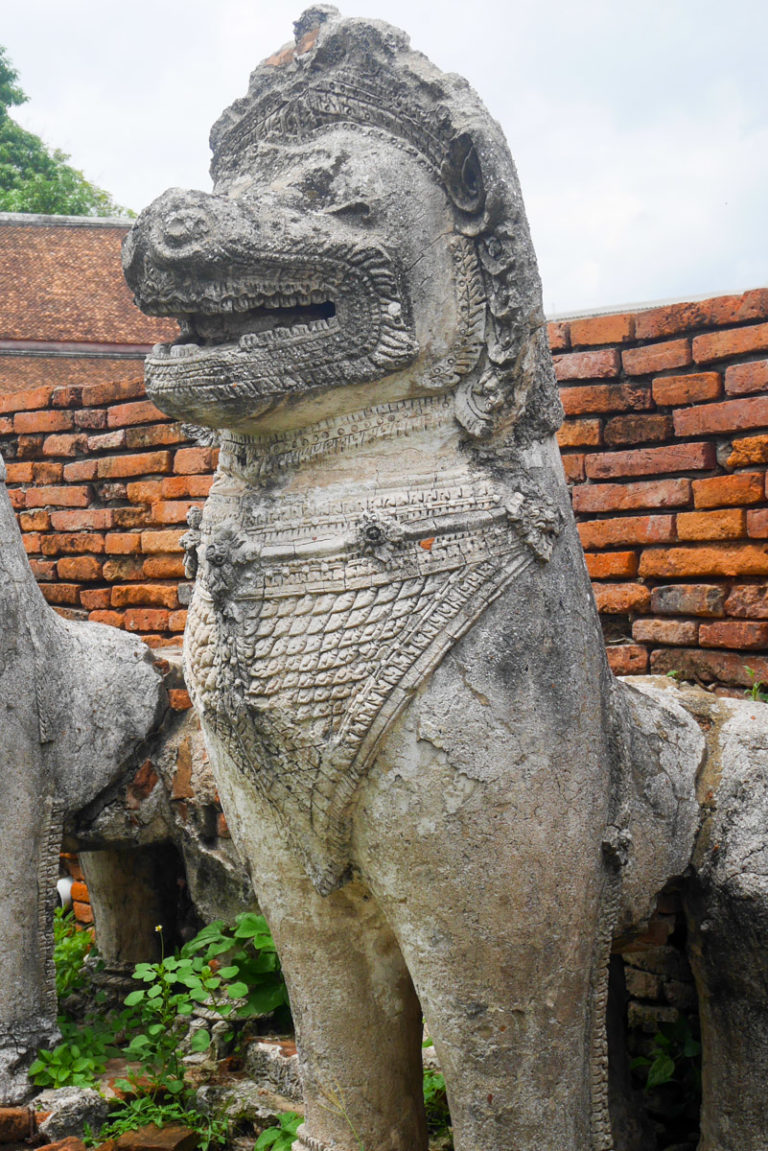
left=124, top=10, right=768, bottom=1148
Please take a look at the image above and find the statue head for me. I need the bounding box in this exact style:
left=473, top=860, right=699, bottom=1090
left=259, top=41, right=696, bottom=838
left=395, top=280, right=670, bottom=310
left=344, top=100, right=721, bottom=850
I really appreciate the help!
left=123, top=7, right=561, bottom=444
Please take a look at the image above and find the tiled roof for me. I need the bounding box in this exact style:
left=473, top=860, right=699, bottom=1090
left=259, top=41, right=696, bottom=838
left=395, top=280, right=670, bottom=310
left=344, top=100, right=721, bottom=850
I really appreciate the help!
left=0, top=214, right=178, bottom=343
left=0, top=214, right=178, bottom=397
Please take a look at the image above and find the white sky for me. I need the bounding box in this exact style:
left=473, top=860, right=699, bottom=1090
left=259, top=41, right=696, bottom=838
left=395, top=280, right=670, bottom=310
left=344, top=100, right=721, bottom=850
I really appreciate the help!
left=4, top=0, right=767, bottom=316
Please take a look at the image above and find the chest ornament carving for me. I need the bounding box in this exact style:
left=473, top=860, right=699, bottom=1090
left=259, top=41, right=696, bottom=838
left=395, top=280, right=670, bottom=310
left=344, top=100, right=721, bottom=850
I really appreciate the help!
left=184, top=462, right=561, bottom=893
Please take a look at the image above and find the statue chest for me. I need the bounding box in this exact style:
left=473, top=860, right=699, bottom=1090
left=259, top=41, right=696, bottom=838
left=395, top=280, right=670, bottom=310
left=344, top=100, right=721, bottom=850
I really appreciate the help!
left=182, top=470, right=559, bottom=892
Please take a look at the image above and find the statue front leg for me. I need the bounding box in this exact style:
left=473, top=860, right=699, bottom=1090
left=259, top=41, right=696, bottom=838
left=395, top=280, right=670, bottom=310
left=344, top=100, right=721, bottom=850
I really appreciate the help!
left=205, top=730, right=427, bottom=1151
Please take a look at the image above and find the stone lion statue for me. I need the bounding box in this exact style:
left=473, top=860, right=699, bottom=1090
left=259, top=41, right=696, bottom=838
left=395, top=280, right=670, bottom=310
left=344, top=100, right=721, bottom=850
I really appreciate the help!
left=124, top=9, right=768, bottom=1149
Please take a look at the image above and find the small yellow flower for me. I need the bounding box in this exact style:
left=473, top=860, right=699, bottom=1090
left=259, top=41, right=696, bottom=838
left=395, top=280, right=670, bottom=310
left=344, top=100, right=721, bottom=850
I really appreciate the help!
left=155, top=924, right=163, bottom=933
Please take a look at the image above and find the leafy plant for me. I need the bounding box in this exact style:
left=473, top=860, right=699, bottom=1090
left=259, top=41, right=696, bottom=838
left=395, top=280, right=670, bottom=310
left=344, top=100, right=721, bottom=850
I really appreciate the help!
left=181, top=912, right=291, bottom=1036
left=632, top=1014, right=701, bottom=1095
left=28, top=1018, right=114, bottom=1088
left=53, top=907, right=94, bottom=999
left=422, top=1066, right=451, bottom=1138
left=88, top=1096, right=228, bottom=1151
left=254, top=1111, right=302, bottom=1151
left=746, top=667, right=768, bottom=703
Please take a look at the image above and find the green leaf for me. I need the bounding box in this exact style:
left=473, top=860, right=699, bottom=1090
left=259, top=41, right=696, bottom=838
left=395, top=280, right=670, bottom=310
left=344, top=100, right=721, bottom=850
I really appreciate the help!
left=225, top=981, right=250, bottom=999
left=217, top=965, right=239, bottom=979
left=646, top=1053, right=676, bottom=1088
left=188, top=1029, right=211, bottom=1052
left=124, top=990, right=146, bottom=1006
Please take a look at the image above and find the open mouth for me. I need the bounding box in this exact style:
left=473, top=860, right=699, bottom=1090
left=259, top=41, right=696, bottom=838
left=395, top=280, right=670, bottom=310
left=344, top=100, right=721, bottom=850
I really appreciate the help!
left=157, top=290, right=338, bottom=359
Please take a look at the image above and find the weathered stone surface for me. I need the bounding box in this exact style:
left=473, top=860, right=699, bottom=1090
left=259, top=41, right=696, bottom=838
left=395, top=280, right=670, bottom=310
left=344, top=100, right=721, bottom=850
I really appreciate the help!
left=36, top=1088, right=108, bottom=1141
left=0, top=455, right=165, bottom=1103
left=124, top=8, right=768, bottom=1151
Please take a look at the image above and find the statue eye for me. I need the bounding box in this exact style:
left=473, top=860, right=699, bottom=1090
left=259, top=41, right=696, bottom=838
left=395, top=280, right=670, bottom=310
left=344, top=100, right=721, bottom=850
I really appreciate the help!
left=325, top=200, right=372, bottom=223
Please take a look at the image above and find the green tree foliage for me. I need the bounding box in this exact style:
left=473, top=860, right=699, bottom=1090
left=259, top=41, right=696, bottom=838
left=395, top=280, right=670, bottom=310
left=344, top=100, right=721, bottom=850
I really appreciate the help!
left=0, top=46, right=131, bottom=217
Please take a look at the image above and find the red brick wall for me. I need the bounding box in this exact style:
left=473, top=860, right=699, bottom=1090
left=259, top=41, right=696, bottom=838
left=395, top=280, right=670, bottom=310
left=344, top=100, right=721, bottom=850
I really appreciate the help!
left=551, top=288, right=768, bottom=689
left=1, top=286, right=767, bottom=689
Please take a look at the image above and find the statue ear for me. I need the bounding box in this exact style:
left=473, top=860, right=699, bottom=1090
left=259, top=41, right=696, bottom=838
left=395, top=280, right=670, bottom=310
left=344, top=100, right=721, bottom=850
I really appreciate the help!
left=442, top=132, right=486, bottom=215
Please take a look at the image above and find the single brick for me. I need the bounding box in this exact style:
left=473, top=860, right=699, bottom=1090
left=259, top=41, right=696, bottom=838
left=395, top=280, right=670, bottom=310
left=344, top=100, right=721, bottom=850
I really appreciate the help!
left=105, top=533, right=143, bottom=555
left=111, top=584, right=178, bottom=609
left=700, top=619, right=768, bottom=649
left=80, top=588, right=111, bottom=610
left=141, top=529, right=184, bottom=554
left=19, top=509, right=50, bottom=531
left=639, top=544, right=768, bottom=578
left=41, top=532, right=106, bottom=556
left=553, top=348, right=621, bottom=381
left=99, top=483, right=130, bottom=503
left=585, top=551, right=638, bottom=579
left=635, top=290, right=768, bottom=340
left=725, top=434, right=768, bottom=468
left=572, top=478, right=691, bottom=514
left=42, top=433, right=88, bottom=457
left=560, top=382, right=651, bottom=415
left=161, top=475, right=214, bottom=498
left=569, top=313, right=634, bottom=348
left=97, top=451, right=172, bottom=479
left=7, top=488, right=24, bottom=509
left=126, top=423, right=186, bottom=450
left=150, top=500, right=198, bottom=525
left=606, top=645, right=649, bottom=675
left=561, top=454, right=585, bottom=483
left=5, top=461, right=34, bottom=483
left=604, top=413, right=673, bottom=446
left=50, top=509, right=113, bottom=531
left=127, top=480, right=164, bottom=504
left=0, top=416, right=12, bottom=434
left=547, top=321, right=569, bottom=352
left=622, top=339, right=691, bottom=376
left=674, top=395, right=768, bottom=437
left=677, top=509, right=746, bottom=541
left=693, top=321, right=768, bottom=363
left=579, top=515, right=675, bottom=550
left=143, top=554, right=186, bottom=579
left=103, top=556, right=145, bottom=581
left=107, top=399, right=167, bottom=427
left=51, top=385, right=83, bottom=409
left=217, top=812, right=230, bottom=838
left=650, top=585, right=726, bottom=617
left=22, top=532, right=41, bottom=554
left=74, top=408, right=108, bottom=430
left=692, top=472, right=765, bottom=508
left=125, top=607, right=170, bottom=632
left=724, top=360, right=768, bottom=396
left=585, top=442, right=716, bottom=480
left=0, top=385, right=52, bottom=414
left=169, top=687, right=192, bottom=708
left=69, top=881, right=89, bottom=904
left=747, top=509, right=768, bottom=538
left=41, top=583, right=80, bottom=605
left=651, top=372, right=721, bottom=407
left=57, top=556, right=103, bottom=581
left=110, top=507, right=147, bottom=531
left=557, top=419, right=602, bottom=448
left=632, top=618, right=698, bottom=646
left=32, top=462, right=63, bottom=484
left=174, top=447, right=217, bottom=474
left=725, top=585, right=768, bottom=619
left=14, top=409, right=73, bottom=434
left=29, top=559, right=56, bottom=580
left=169, top=610, right=188, bottom=632
left=650, top=647, right=768, bottom=686
left=63, top=459, right=98, bottom=482
left=87, top=429, right=126, bottom=452
left=73, top=900, right=94, bottom=925
left=25, top=485, right=91, bottom=508
left=593, top=583, right=651, bottom=614
left=0, top=1108, right=40, bottom=1141
left=81, top=377, right=145, bottom=407
left=89, top=609, right=125, bottom=627
left=16, top=435, right=44, bottom=459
